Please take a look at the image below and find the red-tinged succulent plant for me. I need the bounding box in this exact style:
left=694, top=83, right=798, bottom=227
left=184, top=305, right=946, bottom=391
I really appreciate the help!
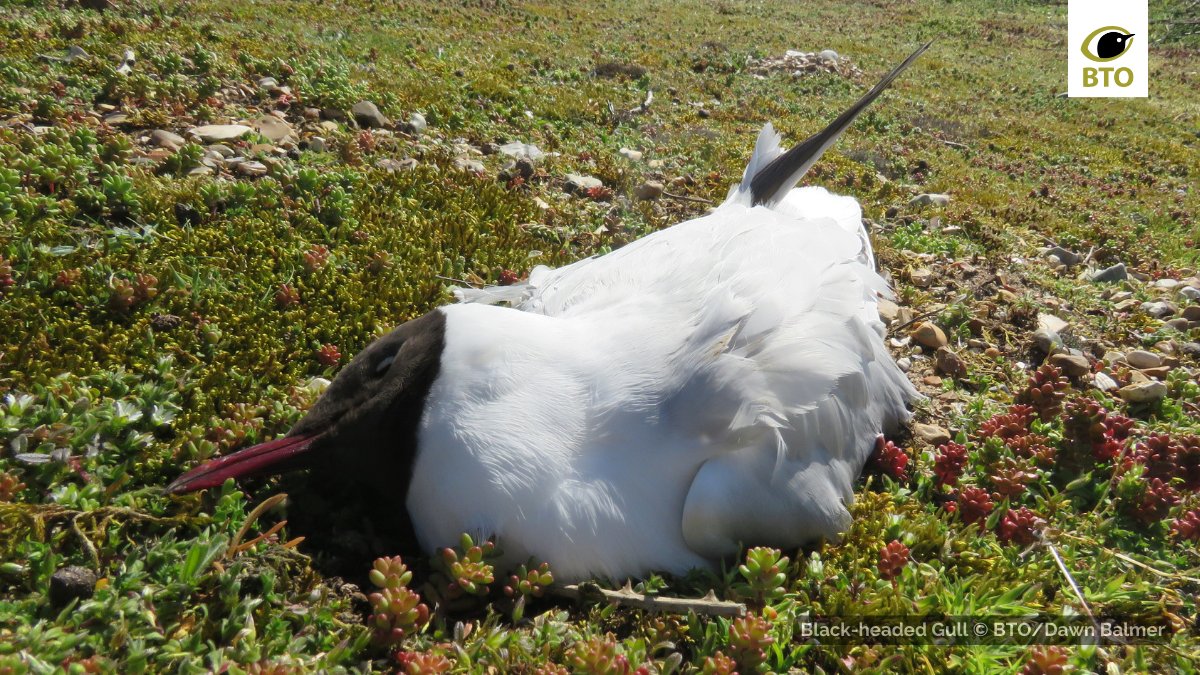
left=366, top=557, right=430, bottom=647
left=1122, top=477, right=1180, bottom=526
left=439, top=533, right=496, bottom=598
left=1007, top=434, right=1056, bottom=466
left=728, top=613, right=774, bottom=670
left=1135, top=434, right=1180, bottom=482
left=503, top=561, right=553, bottom=599
left=274, top=283, right=300, bottom=308
left=1169, top=509, right=1200, bottom=542
left=303, top=244, right=330, bottom=271
left=1176, top=435, right=1200, bottom=491
left=867, top=437, right=910, bottom=482
left=499, top=268, right=521, bottom=286
left=1015, top=363, right=1070, bottom=421
left=0, top=255, right=13, bottom=293
left=877, top=540, right=909, bottom=582
left=394, top=650, right=452, bottom=674
left=977, top=406, right=1034, bottom=442
left=701, top=651, right=739, bottom=675
left=956, top=486, right=994, bottom=525
left=0, top=472, right=25, bottom=502
left=315, top=343, right=341, bottom=367
left=567, top=635, right=639, bottom=675
left=933, top=442, right=968, bottom=488
left=996, top=507, right=1045, bottom=546
left=53, top=267, right=81, bottom=290
left=988, top=457, right=1037, bottom=500
left=1019, top=646, right=1070, bottom=675
left=738, top=547, right=789, bottom=602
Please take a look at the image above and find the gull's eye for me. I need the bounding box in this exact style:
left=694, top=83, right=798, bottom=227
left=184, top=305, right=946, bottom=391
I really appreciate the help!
left=375, top=355, right=395, bottom=375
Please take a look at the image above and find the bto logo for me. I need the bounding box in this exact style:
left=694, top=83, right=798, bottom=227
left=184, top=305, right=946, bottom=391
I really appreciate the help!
left=1080, top=26, right=1136, bottom=87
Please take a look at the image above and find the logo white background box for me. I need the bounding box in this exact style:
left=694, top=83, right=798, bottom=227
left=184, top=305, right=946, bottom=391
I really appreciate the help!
left=1068, top=0, right=1148, bottom=97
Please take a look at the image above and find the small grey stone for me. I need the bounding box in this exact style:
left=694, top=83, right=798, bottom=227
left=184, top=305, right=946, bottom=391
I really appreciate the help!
left=1166, top=317, right=1191, bottom=332
left=1180, top=342, right=1200, bottom=358
left=1118, top=380, right=1168, bottom=403
left=1154, top=278, right=1180, bottom=290
left=306, top=136, right=326, bottom=153
left=351, top=101, right=389, bottom=128
left=619, top=147, right=643, bottom=161
left=633, top=180, right=664, bottom=201
left=378, top=157, right=419, bottom=172
left=1181, top=305, right=1200, bottom=322
left=407, top=112, right=427, bottom=135
left=236, top=160, right=268, bottom=177
left=189, top=124, right=252, bottom=143
left=817, top=49, right=840, bottom=63
left=1142, top=301, right=1176, bottom=319
left=254, top=115, right=293, bottom=142
left=1045, top=246, right=1082, bottom=266
left=896, top=357, right=912, bottom=372
left=103, top=111, right=130, bottom=125
left=49, top=566, right=97, bottom=608
left=934, top=346, right=966, bottom=378
left=1089, top=262, right=1127, bottom=283
left=257, top=76, right=279, bottom=89
left=150, top=129, right=185, bottom=150
left=1049, top=352, right=1090, bottom=378
left=1037, top=313, right=1069, bottom=334
left=208, top=143, right=235, bottom=158
left=1125, top=350, right=1162, bottom=369
left=876, top=298, right=900, bottom=324
left=1032, top=328, right=1063, bottom=354
left=565, top=173, right=604, bottom=194
left=908, top=193, right=950, bottom=208
left=499, top=141, right=544, bottom=162
left=909, top=268, right=934, bottom=288
left=1179, top=286, right=1200, bottom=301
left=452, top=157, right=484, bottom=173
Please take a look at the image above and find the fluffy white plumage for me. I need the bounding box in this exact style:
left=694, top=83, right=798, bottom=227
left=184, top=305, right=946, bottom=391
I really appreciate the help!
left=406, top=124, right=918, bottom=582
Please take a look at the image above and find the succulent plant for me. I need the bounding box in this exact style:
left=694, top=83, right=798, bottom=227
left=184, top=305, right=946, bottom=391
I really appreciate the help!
left=737, top=547, right=789, bottom=603
left=1019, top=646, right=1069, bottom=675
left=0, top=472, right=25, bottom=502
left=394, top=650, right=453, bottom=674
left=1015, top=364, right=1070, bottom=421
left=954, top=486, right=995, bottom=525
left=1169, top=509, right=1200, bottom=542
left=987, top=457, right=1037, bottom=501
left=369, top=555, right=414, bottom=590
left=933, top=442, right=968, bottom=488
left=367, top=585, right=430, bottom=647
left=700, top=651, right=738, bottom=675
left=877, top=540, right=909, bottom=582
left=995, top=507, right=1044, bottom=546
left=438, top=533, right=497, bottom=598
left=1006, top=433, right=1056, bottom=466
left=503, top=561, right=554, bottom=599
left=728, top=612, right=774, bottom=670
left=867, top=437, right=910, bottom=482
left=976, top=405, right=1034, bottom=442
left=274, top=283, right=301, bottom=308
left=315, top=343, right=342, bottom=367
left=567, top=635, right=640, bottom=675
left=1119, top=476, right=1180, bottom=526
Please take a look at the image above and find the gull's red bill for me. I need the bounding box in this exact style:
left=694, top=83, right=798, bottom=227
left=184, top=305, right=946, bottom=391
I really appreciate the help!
left=164, top=432, right=321, bottom=494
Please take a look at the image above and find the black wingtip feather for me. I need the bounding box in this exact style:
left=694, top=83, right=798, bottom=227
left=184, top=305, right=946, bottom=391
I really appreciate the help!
left=749, top=41, right=933, bottom=207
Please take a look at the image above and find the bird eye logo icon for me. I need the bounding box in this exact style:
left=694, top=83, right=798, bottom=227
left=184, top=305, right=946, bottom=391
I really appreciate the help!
left=1081, top=26, right=1135, bottom=61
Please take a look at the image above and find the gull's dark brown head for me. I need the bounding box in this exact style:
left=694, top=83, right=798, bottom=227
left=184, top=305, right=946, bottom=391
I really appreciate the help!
left=165, top=309, right=447, bottom=496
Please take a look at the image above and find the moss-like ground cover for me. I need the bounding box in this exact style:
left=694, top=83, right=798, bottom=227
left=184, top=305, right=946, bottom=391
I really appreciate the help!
left=2, top=0, right=1198, bottom=672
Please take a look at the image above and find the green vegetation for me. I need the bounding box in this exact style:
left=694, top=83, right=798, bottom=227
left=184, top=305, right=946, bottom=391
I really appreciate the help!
left=2, top=0, right=1198, bottom=672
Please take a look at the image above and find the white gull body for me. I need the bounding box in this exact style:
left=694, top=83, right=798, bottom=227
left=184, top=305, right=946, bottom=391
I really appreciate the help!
left=406, top=124, right=918, bottom=581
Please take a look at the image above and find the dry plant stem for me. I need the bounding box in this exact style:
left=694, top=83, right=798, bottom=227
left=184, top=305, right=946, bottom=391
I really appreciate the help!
left=551, top=581, right=747, bottom=617
left=228, top=492, right=288, bottom=557
left=661, top=191, right=715, bottom=205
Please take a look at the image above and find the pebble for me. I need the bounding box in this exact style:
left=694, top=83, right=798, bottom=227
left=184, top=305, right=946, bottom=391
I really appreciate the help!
left=103, top=111, right=130, bottom=125
left=876, top=298, right=900, bottom=324
left=1125, top=350, right=1162, bottom=369
left=565, top=173, right=604, bottom=194
left=1154, top=278, right=1180, bottom=289
left=499, top=141, right=544, bottom=162
left=452, top=157, right=484, bottom=173
left=934, top=346, right=967, bottom=378
left=1142, top=301, right=1176, bottom=319
left=378, top=157, right=419, bottom=172
left=351, top=100, right=390, bottom=128
left=1181, top=342, right=1200, bottom=358
left=910, top=321, right=947, bottom=349
left=1089, top=262, right=1127, bottom=283
left=254, top=115, right=293, bottom=142
left=817, top=49, right=840, bottom=64
left=150, top=129, right=185, bottom=150
left=1093, top=372, right=1119, bottom=392
left=896, top=357, right=911, bottom=372
left=984, top=347, right=1002, bottom=358
left=1118, top=380, right=1168, bottom=403
left=909, top=268, right=934, bottom=288
left=1037, top=313, right=1069, bottom=334
left=1031, top=328, right=1063, bottom=354
left=634, top=181, right=664, bottom=201
left=1045, top=246, right=1082, bottom=266
left=922, top=375, right=943, bottom=387
left=1049, top=352, right=1090, bottom=377
left=409, top=113, right=428, bottom=135
left=619, top=147, right=643, bottom=161
left=189, top=124, right=252, bottom=143
left=1180, top=286, right=1200, bottom=301
left=1113, top=299, right=1140, bottom=312
left=1166, top=317, right=1191, bottom=331
left=913, top=423, right=951, bottom=445
left=908, top=193, right=950, bottom=208
left=236, top=161, right=268, bottom=177
left=1181, top=305, right=1200, bottom=321
left=307, top=136, right=326, bottom=153
left=50, top=566, right=97, bottom=608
